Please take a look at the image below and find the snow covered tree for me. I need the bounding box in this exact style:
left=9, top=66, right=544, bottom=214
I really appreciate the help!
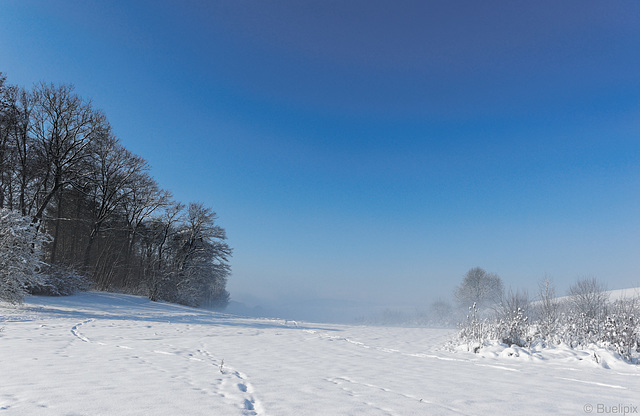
left=0, top=209, right=49, bottom=303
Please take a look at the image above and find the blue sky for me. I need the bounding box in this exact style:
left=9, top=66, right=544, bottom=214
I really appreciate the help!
left=2, top=1, right=639, bottom=319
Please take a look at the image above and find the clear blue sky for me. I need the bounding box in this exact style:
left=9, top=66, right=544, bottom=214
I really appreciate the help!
left=2, top=1, right=639, bottom=318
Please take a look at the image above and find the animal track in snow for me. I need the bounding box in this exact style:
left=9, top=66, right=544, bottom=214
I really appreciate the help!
left=70, top=319, right=93, bottom=342
left=66, top=318, right=266, bottom=414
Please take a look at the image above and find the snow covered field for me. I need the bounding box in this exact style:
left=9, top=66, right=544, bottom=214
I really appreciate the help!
left=2, top=293, right=639, bottom=415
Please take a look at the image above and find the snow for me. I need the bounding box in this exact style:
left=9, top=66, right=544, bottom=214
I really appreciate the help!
left=2, top=292, right=639, bottom=415
left=552, top=287, right=640, bottom=304
left=606, top=287, right=640, bottom=301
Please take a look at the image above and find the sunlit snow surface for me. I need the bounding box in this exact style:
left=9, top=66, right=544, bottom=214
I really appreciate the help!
left=1, top=292, right=639, bottom=415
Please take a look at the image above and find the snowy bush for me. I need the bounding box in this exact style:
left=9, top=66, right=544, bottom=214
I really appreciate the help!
left=601, top=313, right=638, bottom=361
left=560, top=279, right=610, bottom=348
left=496, top=289, right=531, bottom=347
left=29, top=265, right=90, bottom=296
left=458, top=303, right=495, bottom=352
left=0, top=209, right=50, bottom=304
left=460, top=289, right=533, bottom=349
left=456, top=278, right=640, bottom=364
left=562, top=310, right=600, bottom=347
left=497, top=308, right=530, bottom=347
left=600, top=298, right=640, bottom=362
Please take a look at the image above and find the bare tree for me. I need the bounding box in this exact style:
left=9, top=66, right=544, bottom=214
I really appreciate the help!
left=143, top=202, right=185, bottom=301
left=499, top=289, right=530, bottom=318
left=81, top=133, right=148, bottom=271
left=29, top=82, right=108, bottom=224
left=10, top=88, right=39, bottom=216
left=564, top=277, right=609, bottom=344
left=0, top=73, right=10, bottom=208
left=567, top=277, right=609, bottom=320
left=162, top=202, right=232, bottom=307
left=0, top=74, right=233, bottom=307
left=454, top=267, right=504, bottom=309
left=0, top=73, right=17, bottom=210
left=0, top=80, right=38, bottom=215
left=535, top=277, right=559, bottom=339
left=120, top=172, right=170, bottom=286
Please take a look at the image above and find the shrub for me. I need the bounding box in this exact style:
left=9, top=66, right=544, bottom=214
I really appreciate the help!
left=459, top=303, right=495, bottom=352
left=496, top=289, right=531, bottom=347
left=601, top=298, right=640, bottom=361
left=29, top=265, right=90, bottom=296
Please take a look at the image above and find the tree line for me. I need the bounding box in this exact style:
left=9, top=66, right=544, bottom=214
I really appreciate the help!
left=0, top=72, right=231, bottom=308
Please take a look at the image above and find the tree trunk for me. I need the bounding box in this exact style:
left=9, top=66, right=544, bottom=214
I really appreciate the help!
left=83, top=222, right=101, bottom=269
left=49, top=189, right=64, bottom=264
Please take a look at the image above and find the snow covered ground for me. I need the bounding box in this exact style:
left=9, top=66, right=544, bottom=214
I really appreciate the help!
left=2, top=292, right=639, bottom=415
